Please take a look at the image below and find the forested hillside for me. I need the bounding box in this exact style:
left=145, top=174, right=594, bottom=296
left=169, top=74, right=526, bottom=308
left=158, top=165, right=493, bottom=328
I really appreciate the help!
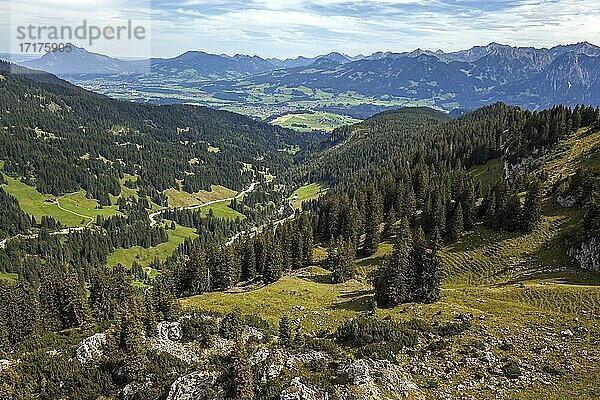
left=0, top=61, right=310, bottom=202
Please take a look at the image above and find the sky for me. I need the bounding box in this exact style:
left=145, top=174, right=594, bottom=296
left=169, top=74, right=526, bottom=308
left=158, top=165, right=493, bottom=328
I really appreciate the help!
left=1, top=0, right=600, bottom=59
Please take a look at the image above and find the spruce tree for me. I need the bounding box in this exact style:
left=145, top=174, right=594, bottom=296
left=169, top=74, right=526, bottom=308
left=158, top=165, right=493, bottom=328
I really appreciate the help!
left=421, top=239, right=442, bottom=304
left=231, top=336, right=254, bottom=400
left=58, top=264, right=89, bottom=330
left=241, top=239, right=257, bottom=281
left=383, top=206, right=397, bottom=238
left=522, top=177, right=543, bottom=232
left=263, top=240, right=283, bottom=284
left=461, top=183, right=476, bottom=230
left=117, top=298, right=149, bottom=382
left=363, top=186, right=382, bottom=256
left=373, top=222, right=412, bottom=308
left=504, top=193, right=523, bottom=232
left=448, top=203, right=464, bottom=242
left=330, top=239, right=356, bottom=284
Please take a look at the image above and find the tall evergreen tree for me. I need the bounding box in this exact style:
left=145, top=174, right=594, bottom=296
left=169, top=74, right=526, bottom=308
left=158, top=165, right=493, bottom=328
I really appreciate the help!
left=230, top=336, right=254, bottom=400
left=329, top=239, right=356, bottom=284
left=522, top=177, right=543, bottom=232
left=448, top=203, right=464, bottom=242
left=373, top=222, right=412, bottom=308
left=363, top=186, right=382, bottom=256
left=461, top=183, right=476, bottom=230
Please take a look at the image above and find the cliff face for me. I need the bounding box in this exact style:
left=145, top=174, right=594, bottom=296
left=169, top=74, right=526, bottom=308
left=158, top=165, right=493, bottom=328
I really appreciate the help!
left=570, top=237, right=600, bottom=273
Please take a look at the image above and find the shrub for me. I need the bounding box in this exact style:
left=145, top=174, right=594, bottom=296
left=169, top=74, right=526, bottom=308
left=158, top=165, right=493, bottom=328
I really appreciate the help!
left=434, top=319, right=471, bottom=337
left=181, top=317, right=219, bottom=347
left=357, top=342, right=404, bottom=362
left=427, top=339, right=450, bottom=352
left=502, top=359, right=521, bottom=378
left=335, top=316, right=417, bottom=348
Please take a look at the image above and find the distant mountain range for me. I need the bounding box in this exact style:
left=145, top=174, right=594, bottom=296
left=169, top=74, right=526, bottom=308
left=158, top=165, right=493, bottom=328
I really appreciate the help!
left=16, top=42, right=600, bottom=114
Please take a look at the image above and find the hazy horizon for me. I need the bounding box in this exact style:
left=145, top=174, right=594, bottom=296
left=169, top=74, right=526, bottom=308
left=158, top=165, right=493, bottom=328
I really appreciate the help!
left=2, top=40, right=599, bottom=62
left=2, top=0, right=599, bottom=59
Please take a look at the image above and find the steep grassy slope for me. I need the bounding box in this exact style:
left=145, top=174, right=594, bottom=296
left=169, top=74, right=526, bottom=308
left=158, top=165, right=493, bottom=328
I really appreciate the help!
left=1, top=174, right=120, bottom=227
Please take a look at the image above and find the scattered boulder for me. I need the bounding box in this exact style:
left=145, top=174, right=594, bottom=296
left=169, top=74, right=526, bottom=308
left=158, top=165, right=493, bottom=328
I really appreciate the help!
left=151, top=335, right=199, bottom=364
left=344, top=359, right=371, bottom=385
left=561, top=329, right=574, bottom=338
left=504, top=157, right=532, bottom=182
left=251, top=346, right=270, bottom=365
left=557, top=195, right=578, bottom=208
left=243, top=325, right=265, bottom=343
left=281, top=377, right=328, bottom=400
left=267, top=363, right=284, bottom=380
left=0, top=359, right=12, bottom=373
left=75, top=332, right=107, bottom=364
left=166, top=371, right=225, bottom=400
left=152, top=320, right=199, bottom=363
left=342, top=359, right=422, bottom=399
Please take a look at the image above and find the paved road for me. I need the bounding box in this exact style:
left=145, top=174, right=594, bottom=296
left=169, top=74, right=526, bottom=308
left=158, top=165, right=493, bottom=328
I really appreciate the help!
left=148, top=181, right=260, bottom=226
left=225, top=204, right=295, bottom=246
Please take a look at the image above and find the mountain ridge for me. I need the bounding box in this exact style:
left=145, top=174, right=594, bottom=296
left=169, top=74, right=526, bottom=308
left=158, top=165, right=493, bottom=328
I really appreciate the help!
left=13, top=41, right=600, bottom=119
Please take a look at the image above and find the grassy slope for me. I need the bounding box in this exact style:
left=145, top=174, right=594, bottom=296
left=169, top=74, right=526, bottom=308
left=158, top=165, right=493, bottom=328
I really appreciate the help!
left=289, top=182, right=329, bottom=210
left=1, top=175, right=119, bottom=227
left=182, top=128, right=600, bottom=399
left=106, top=222, right=197, bottom=269
left=199, top=201, right=246, bottom=220
left=164, top=185, right=236, bottom=209
left=182, top=266, right=369, bottom=331
left=0, top=272, right=18, bottom=282
left=469, top=158, right=504, bottom=192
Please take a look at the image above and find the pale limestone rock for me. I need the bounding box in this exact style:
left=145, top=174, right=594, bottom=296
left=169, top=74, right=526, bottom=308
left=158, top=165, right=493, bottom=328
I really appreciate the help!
left=166, top=371, right=225, bottom=400
left=75, top=332, right=107, bottom=364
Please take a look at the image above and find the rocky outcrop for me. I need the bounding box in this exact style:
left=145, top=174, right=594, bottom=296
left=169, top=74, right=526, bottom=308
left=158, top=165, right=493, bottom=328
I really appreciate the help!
left=243, top=325, right=265, bottom=343
left=157, top=321, right=183, bottom=341
left=340, top=359, right=421, bottom=399
left=75, top=332, right=107, bottom=364
left=281, top=377, right=329, bottom=400
left=166, top=371, right=225, bottom=400
left=151, top=321, right=199, bottom=364
left=570, top=237, right=600, bottom=272
left=344, top=359, right=371, bottom=385
left=557, top=195, right=578, bottom=208
left=0, top=359, right=12, bottom=373
left=504, top=156, right=532, bottom=182
left=251, top=346, right=270, bottom=365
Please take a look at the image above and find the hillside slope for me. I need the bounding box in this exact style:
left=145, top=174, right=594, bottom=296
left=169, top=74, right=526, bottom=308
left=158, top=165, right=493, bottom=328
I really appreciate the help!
left=184, top=122, right=600, bottom=400
left=0, top=61, right=311, bottom=201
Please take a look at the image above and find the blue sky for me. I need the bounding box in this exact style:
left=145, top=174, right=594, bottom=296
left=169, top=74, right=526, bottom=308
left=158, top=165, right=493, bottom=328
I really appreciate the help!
left=1, top=0, right=599, bottom=58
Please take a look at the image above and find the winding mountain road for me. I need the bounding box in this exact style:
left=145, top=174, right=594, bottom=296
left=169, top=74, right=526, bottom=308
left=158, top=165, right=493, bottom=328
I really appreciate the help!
left=148, top=181, right=260, bottom=226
